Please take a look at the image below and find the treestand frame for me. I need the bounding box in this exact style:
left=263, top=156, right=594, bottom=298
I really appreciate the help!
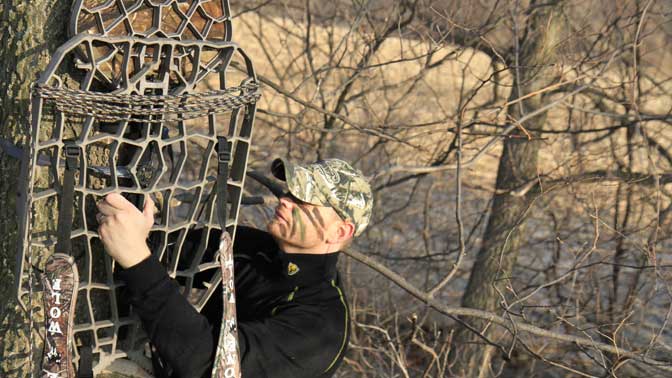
left=14, top=0, right=259, bottom=374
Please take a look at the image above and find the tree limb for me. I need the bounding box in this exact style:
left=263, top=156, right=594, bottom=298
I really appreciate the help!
left=343, top=248, right=672, bottom=373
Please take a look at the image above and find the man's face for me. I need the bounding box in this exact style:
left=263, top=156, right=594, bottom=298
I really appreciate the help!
left=267, top=193, right=343, bottom=252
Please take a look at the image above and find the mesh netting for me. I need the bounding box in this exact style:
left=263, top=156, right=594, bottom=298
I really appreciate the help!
left=34, top=81, right=260, bottom=123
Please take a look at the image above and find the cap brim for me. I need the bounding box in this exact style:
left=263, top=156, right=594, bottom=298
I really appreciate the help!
left=271, top=158, right=289, bottom=181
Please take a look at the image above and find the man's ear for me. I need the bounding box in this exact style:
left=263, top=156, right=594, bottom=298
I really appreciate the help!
left=328, top=221, right=355, bottom=245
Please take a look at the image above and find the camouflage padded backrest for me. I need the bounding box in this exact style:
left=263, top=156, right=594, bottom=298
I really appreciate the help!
left=14, top=0, right=259, bottom=373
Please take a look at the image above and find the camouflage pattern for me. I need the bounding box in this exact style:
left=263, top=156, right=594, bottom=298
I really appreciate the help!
left=40, top=253, right=78, bottom=378
left=0, top=301, right=43, bottom=377
left=211, top=232, right=241, bottom=378
left=271, top=158, right=373, bottom=236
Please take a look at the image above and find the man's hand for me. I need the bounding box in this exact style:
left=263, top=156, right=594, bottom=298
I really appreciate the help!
left=97, top=193, right=154, bottom=268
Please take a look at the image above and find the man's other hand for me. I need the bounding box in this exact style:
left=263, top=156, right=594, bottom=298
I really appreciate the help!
left=96, top=193, right=154, bottom=268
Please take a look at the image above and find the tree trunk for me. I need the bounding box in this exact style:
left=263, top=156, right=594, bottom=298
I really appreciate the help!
left=450, top=6, right=564, bottom=377
left=0, top=1, right=69, bottom=376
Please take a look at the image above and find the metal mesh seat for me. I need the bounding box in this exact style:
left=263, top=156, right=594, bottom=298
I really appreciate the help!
left=14, top=0, right=259, bottom=373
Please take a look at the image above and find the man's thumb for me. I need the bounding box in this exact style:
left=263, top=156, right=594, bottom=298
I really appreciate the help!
left=143, top=194, right=155, bottom=227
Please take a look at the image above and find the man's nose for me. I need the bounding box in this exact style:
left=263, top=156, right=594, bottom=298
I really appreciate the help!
left=279, top=195, right=294, bottom=208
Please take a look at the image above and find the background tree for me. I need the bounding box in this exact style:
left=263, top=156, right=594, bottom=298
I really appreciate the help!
left=1, top=1, right=71, bottom=376
left=451, top=3, right=566, bottom=375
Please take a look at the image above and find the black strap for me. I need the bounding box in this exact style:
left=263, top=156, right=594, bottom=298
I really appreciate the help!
left=76, top=346, right=93, bottom=378
left=0, top=137, right=24, bottom=161
left=0, top=136, right=53, bottom=166
left=55, top=141, right=80, bottom=255
left=217, top=136, right=231, bottom=229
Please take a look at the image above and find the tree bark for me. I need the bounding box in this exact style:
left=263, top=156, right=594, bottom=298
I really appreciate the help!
left=450, top=5, right=564, bottom=377
left=0, top=1, right=70, bottom=376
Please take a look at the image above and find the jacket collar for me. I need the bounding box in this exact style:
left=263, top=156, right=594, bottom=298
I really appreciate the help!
left=276, top=249, right=340, bottom=287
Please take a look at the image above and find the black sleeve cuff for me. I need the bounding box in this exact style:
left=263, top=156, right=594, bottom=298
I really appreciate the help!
left=117, top=254, right=168, bottom=296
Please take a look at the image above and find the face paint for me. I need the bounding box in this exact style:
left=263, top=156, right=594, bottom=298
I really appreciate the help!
left=298, top=215, right=306, bottom=242
left=293, top=207, right=306, bottom=242
left=278, top=222, right=288, bottom=237
left=298, top=205, right=324, bottom=240
left=312, top=207, right=325, bottom=228
left=290, top=207, right=300, bottom=238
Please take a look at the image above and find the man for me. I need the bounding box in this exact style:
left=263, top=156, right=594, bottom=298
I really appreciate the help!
left=96, top=158, right=373, bottom=377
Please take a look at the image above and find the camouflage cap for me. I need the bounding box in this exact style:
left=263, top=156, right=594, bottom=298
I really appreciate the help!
left=271, top=158, right=373, bottom=236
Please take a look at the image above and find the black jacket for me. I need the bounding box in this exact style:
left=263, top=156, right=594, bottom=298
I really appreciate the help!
left=118, top=226, right=350, bottom=378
